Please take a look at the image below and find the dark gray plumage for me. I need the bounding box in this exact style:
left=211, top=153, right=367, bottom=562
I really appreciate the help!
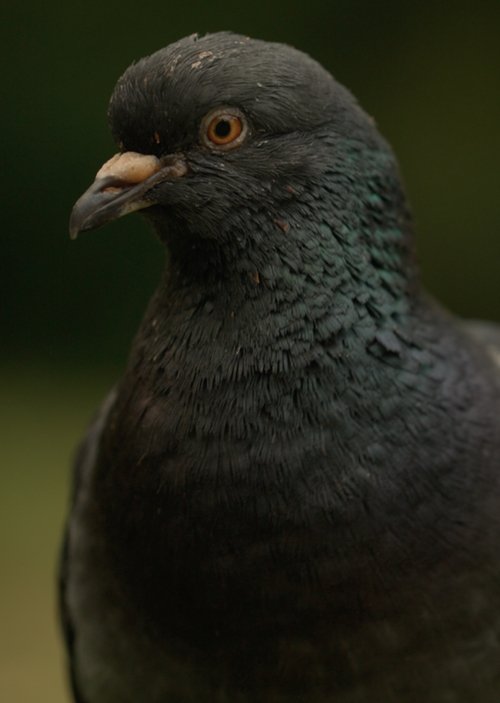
left=61, top=32, right=500, bottom=702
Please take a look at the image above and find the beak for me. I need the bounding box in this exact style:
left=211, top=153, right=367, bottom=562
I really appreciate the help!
left=69, top=151, right=187, bottom=239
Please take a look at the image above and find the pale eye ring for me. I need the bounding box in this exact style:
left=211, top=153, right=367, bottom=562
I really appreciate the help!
left=201, top=107, right=249, bottom=150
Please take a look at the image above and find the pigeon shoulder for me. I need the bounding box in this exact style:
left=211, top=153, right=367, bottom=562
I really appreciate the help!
left=462, top=319, right=500, bottom=371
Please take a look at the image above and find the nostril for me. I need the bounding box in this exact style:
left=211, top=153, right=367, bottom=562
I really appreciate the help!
left=99, top=180, right=130, bottom=194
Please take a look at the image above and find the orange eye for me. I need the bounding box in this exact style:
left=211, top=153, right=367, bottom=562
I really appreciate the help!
left=207, top=115, right=242, bottom=145
left=202, top=109, right=248, bottom=149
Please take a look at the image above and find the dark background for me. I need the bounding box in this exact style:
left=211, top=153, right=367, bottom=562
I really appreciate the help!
left=1, top=2, right=499, bottom=700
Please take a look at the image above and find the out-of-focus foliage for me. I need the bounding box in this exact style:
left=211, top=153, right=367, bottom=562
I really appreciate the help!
left=1, top=1, right=498, bottom=701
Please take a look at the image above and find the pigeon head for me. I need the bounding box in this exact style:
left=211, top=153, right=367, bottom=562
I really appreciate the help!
left=108, top=32, right=343, bottom=151
left=70, top=32, right=416, bottom=290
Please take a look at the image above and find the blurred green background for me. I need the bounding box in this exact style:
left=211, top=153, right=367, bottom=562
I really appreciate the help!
left=1, top=1, right=499, bottom=700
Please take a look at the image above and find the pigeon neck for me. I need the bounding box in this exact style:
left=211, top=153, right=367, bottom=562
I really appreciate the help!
left=149, top=129, right=420, bottom=342
left=150, top=206, right=419, bottom=362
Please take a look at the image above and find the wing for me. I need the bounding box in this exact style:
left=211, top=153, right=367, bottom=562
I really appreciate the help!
left=58, top=390, right=117, bottom=703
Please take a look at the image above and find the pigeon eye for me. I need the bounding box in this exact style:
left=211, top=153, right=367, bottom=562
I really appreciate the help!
left=202, top=109, right=248, bottom=150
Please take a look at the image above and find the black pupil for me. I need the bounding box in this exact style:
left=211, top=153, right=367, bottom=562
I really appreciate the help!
left=214, top=119, right=232, bottom=138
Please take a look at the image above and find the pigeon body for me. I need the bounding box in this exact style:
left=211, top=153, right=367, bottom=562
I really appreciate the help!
left=62, top=33, right=500, bottom=702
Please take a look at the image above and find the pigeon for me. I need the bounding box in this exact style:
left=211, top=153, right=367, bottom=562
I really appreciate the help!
left=62, top=31, right=500, bottom=703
